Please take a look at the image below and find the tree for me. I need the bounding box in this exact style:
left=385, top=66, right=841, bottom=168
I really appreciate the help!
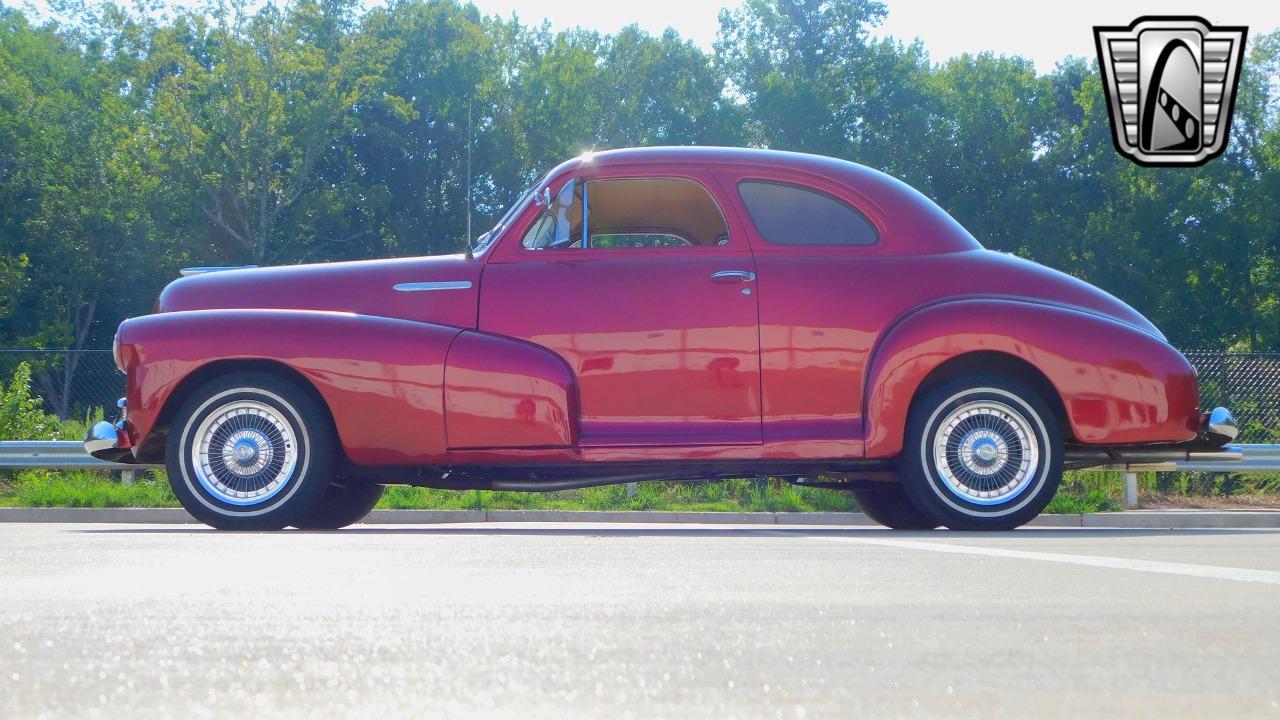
left=715, top=0, right=889, bottom=154
left=595, top=26, right=740, bottom=148
left=0, top=7, right=166, bottom=415
left=3, top=0, right=1280, bottom=362
left=140, top=0, right=395, bottom=264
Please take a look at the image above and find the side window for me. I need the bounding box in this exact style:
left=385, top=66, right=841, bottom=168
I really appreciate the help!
left=586, top=178, right=727, bottom=250
left=522, top=180, right=582, bottom=249
left=523, top=177, right=729, bottom=250
left=737, top=180, right=878, bottom=246
left=521, top=213, right=557, bottom=249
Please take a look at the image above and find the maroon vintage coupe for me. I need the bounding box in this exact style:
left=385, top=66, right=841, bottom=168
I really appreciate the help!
left=86, top=147, right=1236, bottom=530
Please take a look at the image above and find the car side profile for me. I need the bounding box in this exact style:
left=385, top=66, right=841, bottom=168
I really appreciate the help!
left=86, top=146, right=1237, bottom=531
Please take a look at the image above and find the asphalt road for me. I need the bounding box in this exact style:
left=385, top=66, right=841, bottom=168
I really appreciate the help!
left=2, top=523, right=1279, bottom=719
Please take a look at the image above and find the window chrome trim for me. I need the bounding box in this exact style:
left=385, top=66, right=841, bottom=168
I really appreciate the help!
left=180, top=265, right=258, bottom=277
left=581, top=180, right=590, bottom=249
left=392, top=281, right=473, bottom=292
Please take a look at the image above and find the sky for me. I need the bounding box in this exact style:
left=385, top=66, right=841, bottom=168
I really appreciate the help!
left=467, top=0, right=1280, bottom=73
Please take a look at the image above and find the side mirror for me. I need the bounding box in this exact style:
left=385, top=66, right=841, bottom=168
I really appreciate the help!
left=534, top=186, right=552, bottom=208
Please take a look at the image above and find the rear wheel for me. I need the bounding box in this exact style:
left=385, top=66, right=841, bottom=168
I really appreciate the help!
left=166, top=372, right=336, bottom=531
left=851, top=484, right=940, bottom=530
left=291, top=476, right=384, bottom=530
left=899, top=375, right=1063, bottom=531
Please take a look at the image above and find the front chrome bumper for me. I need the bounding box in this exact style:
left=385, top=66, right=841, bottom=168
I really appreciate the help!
left=83, top=398, right=134, bottom=463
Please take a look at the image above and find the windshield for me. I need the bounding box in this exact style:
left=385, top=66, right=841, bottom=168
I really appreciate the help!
left=472, top=177, right=542, bottom=255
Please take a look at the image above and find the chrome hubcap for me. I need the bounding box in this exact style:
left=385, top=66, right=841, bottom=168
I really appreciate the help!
left=932, top=400, right=1040, bottom=505
left=191, top=400, right=298, bottom=506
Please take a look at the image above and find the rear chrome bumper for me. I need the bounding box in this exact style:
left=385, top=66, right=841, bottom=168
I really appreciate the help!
left=1064, top=406, right=1242, bottom=471
left=1202, top=406, right=1238, bottom=444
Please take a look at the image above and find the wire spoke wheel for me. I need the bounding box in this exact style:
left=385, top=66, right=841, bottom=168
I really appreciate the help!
left=190, top=400, right=298, bottom=506
left=931, top=399, right=1039, bottom=506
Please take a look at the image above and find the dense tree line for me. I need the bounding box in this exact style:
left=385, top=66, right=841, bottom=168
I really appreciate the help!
left=2, top=0, right=1280, bottom=372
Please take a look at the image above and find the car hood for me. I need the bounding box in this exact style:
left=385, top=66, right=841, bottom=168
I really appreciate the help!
left=157, top=255, right=483, bottom=330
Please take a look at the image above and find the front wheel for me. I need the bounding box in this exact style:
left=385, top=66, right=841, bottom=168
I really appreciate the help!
left=166, top=372, right=337, bottom=531
left=899, top=375, right=1063, bottom=531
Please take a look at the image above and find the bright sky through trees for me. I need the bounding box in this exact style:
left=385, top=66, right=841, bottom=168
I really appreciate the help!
left=16, top=0, right=1280, bottom=72
left=466, top=0, right=1280, bottom=73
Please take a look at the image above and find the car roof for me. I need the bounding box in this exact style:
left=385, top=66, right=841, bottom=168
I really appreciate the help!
left=559, top=145, right=862, bottom=175
left=546, top=146, right=982, bottom=255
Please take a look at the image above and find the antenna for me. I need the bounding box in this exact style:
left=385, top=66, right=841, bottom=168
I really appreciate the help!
left=466, top=96, right=473, bottom=247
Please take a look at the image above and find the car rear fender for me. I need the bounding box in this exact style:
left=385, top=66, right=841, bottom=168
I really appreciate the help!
left=862, top=299, right=1200, bottom=458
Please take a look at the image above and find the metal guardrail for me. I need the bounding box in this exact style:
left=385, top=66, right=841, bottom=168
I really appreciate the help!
left=0, top=441, right=161, bottom=470
left=1168, top=444, right=1280, bottom=472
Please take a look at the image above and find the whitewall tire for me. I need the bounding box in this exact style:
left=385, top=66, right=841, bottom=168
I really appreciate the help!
left=166, top=372, right=336, bottom=530
left=899, top=375, right=1063, bottom=531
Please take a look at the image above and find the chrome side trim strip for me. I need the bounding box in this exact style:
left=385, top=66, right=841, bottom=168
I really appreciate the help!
left=393, top=281, right=473, bottom=292
left=180, top=265, right=258, bottom=277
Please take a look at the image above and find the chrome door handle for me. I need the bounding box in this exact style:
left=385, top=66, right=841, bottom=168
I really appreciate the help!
left=710, top=270, right=756, bottom=283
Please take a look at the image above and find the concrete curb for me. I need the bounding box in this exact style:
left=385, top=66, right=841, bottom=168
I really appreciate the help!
left=1078, top=510, right=1280, bottom=529
left=1, top=507, right=1279, bottom=528
left=0, top=507, right=198, bottom=523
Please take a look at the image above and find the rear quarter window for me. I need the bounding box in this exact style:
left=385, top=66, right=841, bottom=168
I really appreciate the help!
left=737, top=180, right=878, bottom=246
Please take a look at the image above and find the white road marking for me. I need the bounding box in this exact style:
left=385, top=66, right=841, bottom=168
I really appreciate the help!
left=809, top=535, right=1280, bottom=586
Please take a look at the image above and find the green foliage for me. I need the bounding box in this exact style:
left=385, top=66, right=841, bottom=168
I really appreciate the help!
left=1052, top=470, right=1280, bottom=510
left=1149, top=470, right=1280, bottom=497
left=377, top=479, right=861, bottom=512
left=0, top=362, right=59, bottom=441
left=0, top=253, right=27, bottom=322
left=0, top=469, right=178, bottom=507
left=1047, top=473, right=1124, bottom=514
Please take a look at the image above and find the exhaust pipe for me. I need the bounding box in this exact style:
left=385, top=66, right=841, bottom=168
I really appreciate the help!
left=1065, top=447, right=1243, bottom=471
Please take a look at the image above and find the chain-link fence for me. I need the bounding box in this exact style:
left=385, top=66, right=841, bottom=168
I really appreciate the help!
left=1184, top=351, right=1280, bottom=443
left=1, top=348, right=1278, bottom=441
left=0, top=350, right=121, bottom=423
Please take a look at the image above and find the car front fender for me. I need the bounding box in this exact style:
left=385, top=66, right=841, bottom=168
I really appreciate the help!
left=117, top=309, right=462, bottom=465
left=862, top=299, right=1200, bottom=458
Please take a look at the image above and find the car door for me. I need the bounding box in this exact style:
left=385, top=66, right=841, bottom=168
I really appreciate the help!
left=712, top=168, right=885, bottom=457
left=480, top=168, right=763, bottom=447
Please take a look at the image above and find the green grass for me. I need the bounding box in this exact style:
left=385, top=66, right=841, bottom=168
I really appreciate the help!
left=1045, top=472, right=1125, bottom=514
left=0, top=469, right=179, bottom=508
left=379, top=479, right=861, bottom=513
left=3, top=469, right=1277, bottom=513
left=0, top=470, right=861, bottom=512
left=1048, top=470, right=1280, bottom=513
